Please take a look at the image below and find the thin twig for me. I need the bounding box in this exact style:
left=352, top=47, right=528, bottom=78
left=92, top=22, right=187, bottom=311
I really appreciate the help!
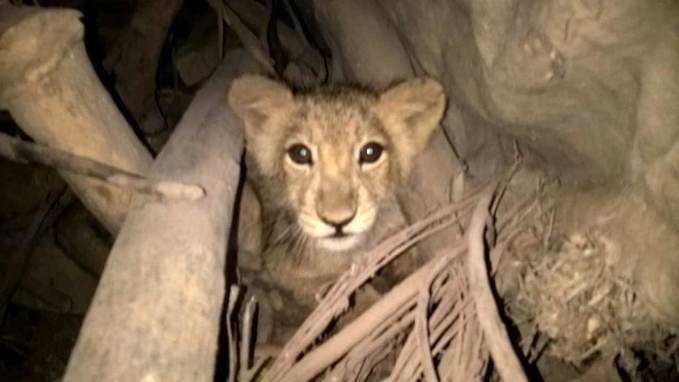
left=266, top=177, right=536, bottom=381
left=466, top=189, right=528, bottom=382
left=227, top=286, right=240, bottom=382
left=415, top=277, right=439, bottom=382
left=0, top=132, right=205, bottom=201
left=277, top=246, right=466, bottom=382
left=239, top=296, right=257, bottom=381
left=389, top=327, right=416, bottom=382
left=393, top=271, right=464, bottom=382
left=269, top=188, right=485, bottom=377
left=327, top=292, right=417, bottom=381
left=245, top=357, right=270, bottom=382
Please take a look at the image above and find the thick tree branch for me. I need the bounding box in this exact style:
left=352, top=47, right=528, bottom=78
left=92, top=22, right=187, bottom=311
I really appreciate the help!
left=62, top=50, right=255, bottom=382
left=0, top=5, right=152, bottom=234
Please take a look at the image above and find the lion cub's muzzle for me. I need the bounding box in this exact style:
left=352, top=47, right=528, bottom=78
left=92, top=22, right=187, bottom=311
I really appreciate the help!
left=299, top=181, right=377, bottom=252
left=316, top=183, right=357, bottom=236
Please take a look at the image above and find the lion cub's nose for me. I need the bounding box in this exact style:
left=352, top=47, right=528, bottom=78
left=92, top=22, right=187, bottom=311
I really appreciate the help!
left=319, top=213, right=355, bottom=232
left=316, top=192, right=357, bottom=231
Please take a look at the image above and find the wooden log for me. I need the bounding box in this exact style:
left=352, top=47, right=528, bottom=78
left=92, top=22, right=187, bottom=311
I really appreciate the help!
left=0, top=5, right=152, bottom=234
left=62, top=50, right=254, bottom=382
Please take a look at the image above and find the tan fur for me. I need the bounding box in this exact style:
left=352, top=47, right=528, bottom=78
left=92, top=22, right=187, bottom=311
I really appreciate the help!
left=228, top=75, right=445, bottom=328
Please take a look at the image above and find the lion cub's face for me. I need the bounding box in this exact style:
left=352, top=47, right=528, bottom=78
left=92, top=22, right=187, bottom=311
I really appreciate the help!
left=229, top=76, right=445, bottom=253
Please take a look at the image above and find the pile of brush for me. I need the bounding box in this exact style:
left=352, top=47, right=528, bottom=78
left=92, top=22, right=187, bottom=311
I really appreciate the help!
left=226, top=169, right=534, bottom=381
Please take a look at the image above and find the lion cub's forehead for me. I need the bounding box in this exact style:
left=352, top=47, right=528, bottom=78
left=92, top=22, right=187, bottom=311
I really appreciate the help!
left=288, top=87, right=385, bottom=145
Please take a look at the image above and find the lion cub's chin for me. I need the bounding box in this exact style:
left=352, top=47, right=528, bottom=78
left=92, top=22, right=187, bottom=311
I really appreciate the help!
left=316, top=234, right=365, bottom=253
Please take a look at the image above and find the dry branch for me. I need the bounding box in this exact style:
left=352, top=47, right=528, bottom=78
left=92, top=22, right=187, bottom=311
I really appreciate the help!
left=261, top=174, right=535, bottom=381
left=415, top=271, right=440, bottom=382
left=278, top=251, right=462, bottom=382
left=271, top=186, right=492, bottom=381
left=268, top=187, right=487, bottom=378
left=225, top=287, right=269, bottom=382
left=62, top=50, right=255, bottom=382
left=0, top=4, right=152, bottom=234
left=467, top=190, right=528, bottom=382
left=239, top=296, right=258, bottom=381
left=227, top=286, right=240, bottom=382
left=388, top=258, right=477, bottom=382
left=0, top=132, right=204, bottom=201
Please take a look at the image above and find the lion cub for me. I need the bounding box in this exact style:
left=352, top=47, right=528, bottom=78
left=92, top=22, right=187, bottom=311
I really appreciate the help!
left=229, top=75, right=445, bottom=331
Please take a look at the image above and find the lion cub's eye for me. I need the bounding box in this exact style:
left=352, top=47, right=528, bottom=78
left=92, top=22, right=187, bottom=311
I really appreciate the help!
left=359, top=142, right=384, bottom=164
left=287, top=144, right=313, bottom=165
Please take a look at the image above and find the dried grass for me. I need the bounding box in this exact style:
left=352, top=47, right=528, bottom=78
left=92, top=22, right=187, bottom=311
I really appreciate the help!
left=503, top=192, right=679, bottom=378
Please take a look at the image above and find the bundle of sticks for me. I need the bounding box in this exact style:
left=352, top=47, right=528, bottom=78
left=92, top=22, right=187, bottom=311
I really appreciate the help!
left=228, top=172, right=534, bottom=382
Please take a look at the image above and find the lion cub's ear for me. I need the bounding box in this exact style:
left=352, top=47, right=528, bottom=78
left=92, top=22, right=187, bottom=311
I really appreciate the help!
left=375, top=77, right=446, bottom=177
left=228, top=75, right=295, bottom=175
left=228, top=74, right=294, bottom=133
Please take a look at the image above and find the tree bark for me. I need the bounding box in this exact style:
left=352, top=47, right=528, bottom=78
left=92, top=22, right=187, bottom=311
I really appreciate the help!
left=63, top=50, right=253, bottom=382
left=0, top=5, right=152, bottom=234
